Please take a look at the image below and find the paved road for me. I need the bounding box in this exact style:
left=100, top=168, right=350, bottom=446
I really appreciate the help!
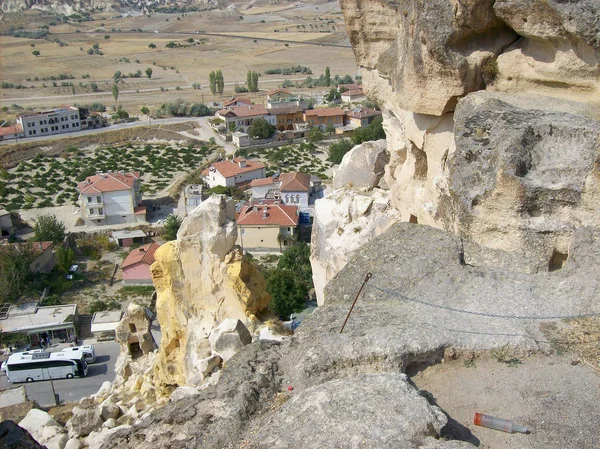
left=0, top=342, right=120, bottom=407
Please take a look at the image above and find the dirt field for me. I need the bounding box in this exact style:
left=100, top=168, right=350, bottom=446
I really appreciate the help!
left=0, top=1, right=358, bottom=122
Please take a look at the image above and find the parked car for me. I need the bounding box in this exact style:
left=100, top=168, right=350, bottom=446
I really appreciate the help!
left=66, top=265, right=79, bottom=280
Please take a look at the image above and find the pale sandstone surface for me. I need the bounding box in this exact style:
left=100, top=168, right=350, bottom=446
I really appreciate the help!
left=150, top=195, right=270, bottom=394
left=19, top=408, right=68, bottom=449
left=100, top=224, right=600, bottom=449
left=332, top=139, right=389, bottom=190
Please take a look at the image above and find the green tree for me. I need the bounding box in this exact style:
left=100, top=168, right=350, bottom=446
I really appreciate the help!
left=209, top=71, right=217, bottom=95
left=148, top=43, right=156, bottom=49
left=248, top=118, right=276, bottom=139
left=32, top=50, right=40, bottom=57
left=325, top=66, right=331, bottom=87
left=328, top=139, right=353, bottom=164
left=266, top=269, right=308, bottom=318
left=104, top=34, right=110, bottom=39
left=0, top=245, right=36, bottom=303
left=325, top=123, right=335, bottom=135
left=308, top=126, right=324, bottom=142
left=55, top=246, right=76, bottom=273
left=113, top=71, right=122, bottom=81
left=325, top=88, right=340, bottom=102
left=145, top=67, right=153, bottom=79
left=33, top=214, right=66, bottom=244
left=163, top=214, right=183, bottom=241
left=351, top=116, right=386, bottom=145
left=112, top=83, right=119, bottom=104
left=141, top=106, right=150, bottom=116
left=215, top=70, right=224, bottom=95
left=246, top=70, right=259, bottom=92
left=277, top=243, right=312, bottom=288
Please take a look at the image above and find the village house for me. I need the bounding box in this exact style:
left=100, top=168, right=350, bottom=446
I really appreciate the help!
left=28, top=241, right=55, bottom=274
left=345, top=107, right=382, bottom=128
left=203, top=158, right=266, bottom=188
left=215, top=105, right=275, bottom=133
left=236, top=200, right=299, bottom=252
left=341, top=88, right=365, bottom=102
left=0, top=124, right=24, bottom=141
left=77, top=171, right=145, bottom=225
left=268, top=105, right=305, bottom=131
left=337, top=83, right=362, bottom=92
left=0, top=209, right=14, bottom=238
left=223, top=97, right=252, bottom=108
left=304, top=107, right=345, bottom=131
left=267, top=88, right=308, bottom=109
left=121, top=243, right=160, bottom=285
left=111, top=229, right=148, bottom=248
left=17, top=105, right=81, bottom=138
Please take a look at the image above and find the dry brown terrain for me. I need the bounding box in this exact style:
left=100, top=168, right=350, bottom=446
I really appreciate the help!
left=0, top=1, right=358, bottom=122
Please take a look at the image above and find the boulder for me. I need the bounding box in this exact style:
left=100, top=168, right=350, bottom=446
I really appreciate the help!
left=64, top=438, right=82, bottom=449
left=310, top=188, right=399, bottom=305
left=66, top=403, right=103, bottom=438
left=170, top=386, right=199, bottom=402
left=102, top=418, right=117, bottom=429
left=0, top=420, right=45, bottom=449
left=100, top=403, right=120, bottom=421
left=208, top=318, right=252, bottom=362
left=333, top=139, right=389, bottom=190
left=19, top=409, right=67, bottom=449
left=86, top=425, right=131, bottom=449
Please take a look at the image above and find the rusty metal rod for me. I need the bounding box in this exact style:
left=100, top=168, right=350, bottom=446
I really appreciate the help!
left=340, top=272, right=372, bottom=333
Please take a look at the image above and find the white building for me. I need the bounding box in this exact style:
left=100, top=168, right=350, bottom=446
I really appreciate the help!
left=202, top=158, right=266, bottom=189
left=17, top=106, right=81, bottom=138
left=250, top=172, right=311, bottom=208
left=77, top=171, right=146, bottom=225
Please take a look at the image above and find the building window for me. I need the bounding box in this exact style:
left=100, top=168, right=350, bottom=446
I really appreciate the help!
left=87, top=197, right=92, bottom=203
left=99, top=208, right=103, bottom=215
left=90, top=208, right=95, bottom=215
left=96, top=196, right=101, bottom=203
left=28, top=130, right=32, bottom=136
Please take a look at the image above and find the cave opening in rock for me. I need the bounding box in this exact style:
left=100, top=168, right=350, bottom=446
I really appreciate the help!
left=409, top=215, right=418, bottom=224
left=129, top=341, right=143, bottom=360
left=548, top=250, right=568, bottom=272
left=129, top=323, right=137, bottom=333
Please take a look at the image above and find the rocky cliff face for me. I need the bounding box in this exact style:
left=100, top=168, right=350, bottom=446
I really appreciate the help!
left=0, top=0, right=226, bottom=14
left=314, top=0, right=600, bottom=289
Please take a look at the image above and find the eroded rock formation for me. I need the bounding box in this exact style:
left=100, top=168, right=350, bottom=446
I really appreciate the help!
left=149, top=195, right=270, bottom=395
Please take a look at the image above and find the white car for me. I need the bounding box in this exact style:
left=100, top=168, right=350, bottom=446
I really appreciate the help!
left=66, top=264, right=79, bottom=280
left=1, top=360, right=6, bottom=372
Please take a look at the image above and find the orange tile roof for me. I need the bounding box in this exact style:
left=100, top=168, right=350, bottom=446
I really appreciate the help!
left=216, top=104, right=269, bottom=118
left=78, top=171, right=141, bottom=194
left=202, top=158, right=265, bottom=179
left=121, top=243, right=160, bottom=269
left=0, top=124, right=23, bottom=136
left=279, top=172, right=310, bottom=192
left=268, top=105, right=304, bottom=115
left=338, top=83, right=362, bottom=91
left=304, top=107, right=345, bottom=118
left=224, top=97, right=252, bottom=107
left=237, top=204, right=299, bottom=226
left=267, top=87, right=292, bottom=96
left=249, top=177, right=278, bottom=187
left=342, top=88, right=365, bottom=97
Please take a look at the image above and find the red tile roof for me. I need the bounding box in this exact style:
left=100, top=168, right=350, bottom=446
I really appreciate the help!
left=267, top=87, right=292, bottom=96
left=121, top=243, right=160, bottom=269
left=249, top=177, right=278, bottom=187
left=202, top=158, right=265, bottom=179
left=216, top=104, right=269, bottom=118
left=0, top=124, right=23, bottom=136
left=304, top=107, right=345, bottom=118
left=224, top=97, right=252, bottom=107
left=338, top=83, right=362, bottom=91
left=78, top=171, right=141, bottom=194
left=342, top=88, right=365, bottom=97
left=237, top=204, right=299, bottom=226
left=279, top=172, right=310, bottom=192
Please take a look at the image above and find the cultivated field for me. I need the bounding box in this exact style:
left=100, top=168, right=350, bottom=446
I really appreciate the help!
left=0, top=1, right=358, bottom=123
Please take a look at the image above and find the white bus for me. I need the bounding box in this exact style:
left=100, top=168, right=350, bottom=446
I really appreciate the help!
left=6, top=352, right=88, bottom=383
left=61, top=345, right=96, bottom=364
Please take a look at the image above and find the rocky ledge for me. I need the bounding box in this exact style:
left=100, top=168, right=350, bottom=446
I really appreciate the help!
left=100, top=223, right=600, bottom=448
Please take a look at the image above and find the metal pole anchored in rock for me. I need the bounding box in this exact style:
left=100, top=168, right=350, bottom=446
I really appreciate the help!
left=340, top=272, right=372, bottom=333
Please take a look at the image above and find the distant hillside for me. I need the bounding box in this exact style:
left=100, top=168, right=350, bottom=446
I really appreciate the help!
left=0, top=0, right=230, bottom=15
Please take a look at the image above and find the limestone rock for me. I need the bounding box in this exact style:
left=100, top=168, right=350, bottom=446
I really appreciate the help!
left=86, top=425, right=131, bottom=449
left=115, top=303, right=156, bottom=357
left=250, top=373, right=465, bottom=449
left=333, top=139, right=389, bottom=190
left=0, top=420, right=46, bottom=449
left=440, top=91, right=600, bottom=271
left=170, top=386, right=199, bottom=402
left=64, top=438, right=82, bottom=449
left=102, top=419, right=117, bottom=429
left=100, top=403, right=120, bottom=421
left=150, top=196, right=270, bottom=394
left=19, top=408, right=67, bottom=449
left=66, top=403, right=103, bottom=438
left=310, top=188, right=400, bottom=305
left=209, top=318, right=252, bottom=362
